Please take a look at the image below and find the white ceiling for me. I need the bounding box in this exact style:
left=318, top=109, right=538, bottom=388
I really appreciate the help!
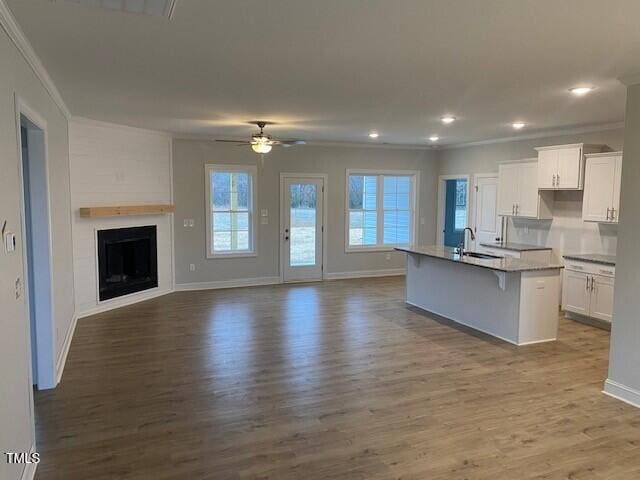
left=8, top=0, right=640, bottom=146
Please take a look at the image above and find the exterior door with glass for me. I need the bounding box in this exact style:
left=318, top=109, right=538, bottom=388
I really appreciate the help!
left=282, top=177, right=324, bottom=282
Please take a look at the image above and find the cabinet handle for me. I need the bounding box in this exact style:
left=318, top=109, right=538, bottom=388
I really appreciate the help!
left=591, top=276, right=595, bottom=292
left=516, top=203, right=519, bottom=215
left=557, top=174, right=560, bottom=186
left=606, top=208, right=611, bottom=221
left=586, top=276, right=590, bottom=291
left=611, top=208, right=616, bottom=222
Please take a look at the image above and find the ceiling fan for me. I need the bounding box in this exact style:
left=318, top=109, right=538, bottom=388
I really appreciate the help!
left=216, top=121, right=306, bottom=154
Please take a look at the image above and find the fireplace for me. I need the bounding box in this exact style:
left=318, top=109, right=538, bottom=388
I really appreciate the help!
left=97, top=226, right=158, bottom=301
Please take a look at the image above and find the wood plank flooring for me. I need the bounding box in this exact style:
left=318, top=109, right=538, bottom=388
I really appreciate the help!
left=34, top=277, right=640, bottom=479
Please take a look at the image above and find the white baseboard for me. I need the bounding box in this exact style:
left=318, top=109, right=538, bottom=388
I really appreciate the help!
left=324, top=268, right=405, bottom=280
left=19, top=444, right=38, bottom=480
left=55, top=313, right=78, bottom=385
left=77, top=288, right=172, bottom=319
left=603, top=379, right=640, bottom=408
left=175, top=276, right=281, bottom=291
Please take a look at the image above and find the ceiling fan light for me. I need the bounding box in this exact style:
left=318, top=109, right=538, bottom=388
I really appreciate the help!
left=252, top=143, right=272, bottom=154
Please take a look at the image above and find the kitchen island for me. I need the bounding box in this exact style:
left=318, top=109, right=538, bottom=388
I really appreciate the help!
left=395, top=245, right=564, bottom=345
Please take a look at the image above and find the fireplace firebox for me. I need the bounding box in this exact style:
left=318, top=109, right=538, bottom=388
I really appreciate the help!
left=97, top=226, right=158, bottom=301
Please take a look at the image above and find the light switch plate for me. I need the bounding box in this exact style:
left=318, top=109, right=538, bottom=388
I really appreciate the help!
left=4, top=232, right=16, bottom=253
left=261, top=209, right=268, bottom=217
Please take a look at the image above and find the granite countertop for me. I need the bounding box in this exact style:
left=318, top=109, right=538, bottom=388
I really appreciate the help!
left=480, top=241, right=552, bottom=252
left=563, top=253, right=616, bottom=266
left=395, top=245, right=564, bottom=273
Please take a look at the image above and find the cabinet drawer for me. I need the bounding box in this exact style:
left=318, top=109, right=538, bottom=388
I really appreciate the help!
left=564, top=260, right=615, bottom=277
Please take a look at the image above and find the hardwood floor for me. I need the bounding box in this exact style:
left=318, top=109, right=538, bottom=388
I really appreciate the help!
left=34, top=277, right=640, bottom=479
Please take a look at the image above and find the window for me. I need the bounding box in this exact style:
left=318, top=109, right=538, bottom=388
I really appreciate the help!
left=205, top=164, right=257, bottom=257
left=346, top=170, right=418, bottom=250
left=454, top=179, right=468, bottom=230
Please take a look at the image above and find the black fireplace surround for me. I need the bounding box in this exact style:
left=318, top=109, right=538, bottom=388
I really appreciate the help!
left=98, top=226, right=158, bottom=301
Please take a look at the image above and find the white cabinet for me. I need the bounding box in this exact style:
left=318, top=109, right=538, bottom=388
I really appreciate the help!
left=535, top=144, right=602, bottom=190
left=582, top=152, right=623, bottom=223
left=562, top=260, right=615, bottom=323
left=498, top=160, right=553, bottom=219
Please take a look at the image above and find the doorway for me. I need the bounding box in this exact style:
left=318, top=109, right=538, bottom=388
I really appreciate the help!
left=17, top=100, right=56, bottom=389
left=472, top=174, right=501, bottom=250
left=280, top=174, right=326, bottom=282
left=437, top=175, right=470, bottom=247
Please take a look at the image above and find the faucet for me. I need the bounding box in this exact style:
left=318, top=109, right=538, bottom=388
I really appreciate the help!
left=456, top=227, right=476, bottom=255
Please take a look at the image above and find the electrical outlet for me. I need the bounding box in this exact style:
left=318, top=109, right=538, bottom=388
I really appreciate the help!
left=189, top=264, right=196, bottom=272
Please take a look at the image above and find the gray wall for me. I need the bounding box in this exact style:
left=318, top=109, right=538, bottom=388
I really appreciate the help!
left=173, top=140, right=438, bottom=285
left=437, top=128, right=625, bottom=259
left=607, top=83, right=640, bottom=403
left=0, top=22, right=74, bottom=480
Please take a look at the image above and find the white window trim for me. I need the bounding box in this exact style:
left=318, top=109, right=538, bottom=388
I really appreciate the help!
left=205, top=163, right=258, bottom=259
left=344, top=168, right=420, bottom=253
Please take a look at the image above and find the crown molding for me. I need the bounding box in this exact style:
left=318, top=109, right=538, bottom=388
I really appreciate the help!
left=619, top=73, right=640, bottom=87
left=440, top=122, right=625, bottom=150
left=0, top=0, right=71, bottom=118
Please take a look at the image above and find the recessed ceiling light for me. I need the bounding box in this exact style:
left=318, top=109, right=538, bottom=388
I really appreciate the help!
left=441, top=116, right=456, bottom=124
left=512, top=122, right=526, bottom=130
left=369, top=132, right=379, bottom=139
left=429, top=135, right=440, bottom=142
left=569, top=86, right=595, bottom=96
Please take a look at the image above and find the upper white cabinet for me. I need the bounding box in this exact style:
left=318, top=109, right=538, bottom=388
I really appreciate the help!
left=582, top=152, right=623, bottom=223
left=535, top=144, right=602, bottom=190
left=498, top=160, right=553, bottom=219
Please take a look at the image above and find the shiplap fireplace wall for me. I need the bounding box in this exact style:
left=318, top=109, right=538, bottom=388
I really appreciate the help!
left=69, top=119, right=174, bottom=317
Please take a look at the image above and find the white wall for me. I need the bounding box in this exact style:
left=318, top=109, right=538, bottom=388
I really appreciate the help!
left=606, top=82, right=640, bottom=407
left=173, top=140, right=438, bottom=287
left=69, top=119, right=174, bottom=317
left=437, top=128, right=625, bottom=260
left=0, top=4, right=74, bottom=479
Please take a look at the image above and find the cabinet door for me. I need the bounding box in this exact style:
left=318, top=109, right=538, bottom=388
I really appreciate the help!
left=537, top=150, right=557, bottom=189
left=590, top=275, right=614, bottom=322
left=556, top=146, right=583, bottom=189
left=517, top=162, right=539, bottom=218
left=498, top=163, right=519, bottom=216
left=562, top=270, right=590, bottom=315
left=582, top=156, right=616, bottom=222
left=611, top=155, right=623, bottom=223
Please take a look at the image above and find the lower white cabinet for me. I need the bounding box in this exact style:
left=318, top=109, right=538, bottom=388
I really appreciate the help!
left=562, top=260, right=615, bottom=322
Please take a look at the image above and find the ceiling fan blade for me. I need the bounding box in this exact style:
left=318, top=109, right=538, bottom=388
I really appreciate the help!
left=216, top=139, right=250, bottom=144
left=277, top=140, right=306, bottom=147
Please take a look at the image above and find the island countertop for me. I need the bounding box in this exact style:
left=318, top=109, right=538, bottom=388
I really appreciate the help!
left=395, top=245, right=564, bottom=273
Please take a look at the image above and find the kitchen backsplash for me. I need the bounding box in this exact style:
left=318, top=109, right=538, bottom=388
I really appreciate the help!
left=507, top=190, right=617, bottom=261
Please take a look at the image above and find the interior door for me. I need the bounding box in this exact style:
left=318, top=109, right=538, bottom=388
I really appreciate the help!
left=282, top=177, right=324, bottom=282
left=517, top=162, right=539, bottom=218
left=590, top=275, right=615, bottom=322
left=583, top=156, right=616, bottom=222
left=473, top=176, right=499, bottom=249
left=562, top=270, right=590, bottom=316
